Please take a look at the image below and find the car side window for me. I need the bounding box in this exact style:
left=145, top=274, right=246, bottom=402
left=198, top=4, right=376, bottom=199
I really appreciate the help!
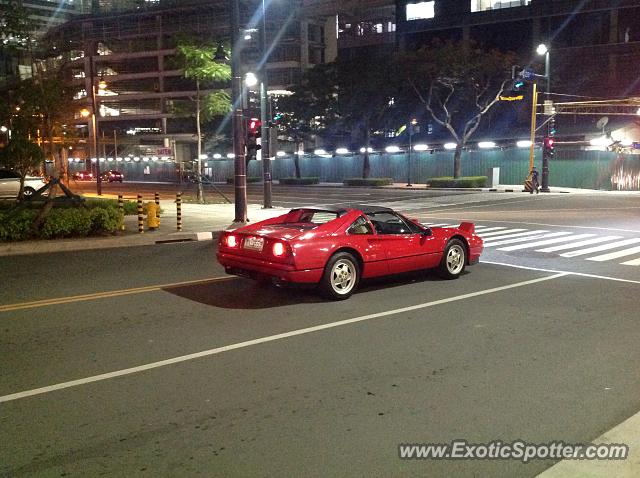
left=347, top=216, right=374, bottom=235
left=366, top=212, right=414, bottom=235
left=0, top=170, right=18, bottom=179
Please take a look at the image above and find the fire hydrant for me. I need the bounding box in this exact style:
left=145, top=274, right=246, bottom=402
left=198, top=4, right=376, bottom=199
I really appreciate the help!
left=144, top=202, right=160, bottom=229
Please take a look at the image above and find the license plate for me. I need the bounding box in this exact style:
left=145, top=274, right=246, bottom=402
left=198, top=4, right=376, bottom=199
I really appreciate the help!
left=244, top=236, right=264, bottom=251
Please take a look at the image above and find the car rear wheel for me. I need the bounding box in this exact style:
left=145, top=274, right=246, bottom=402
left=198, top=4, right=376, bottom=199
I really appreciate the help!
left=320, top=252, right=359, bottom=300
left=437, top=239, right=466, bottom=279
left=22, top=187, right=36, bottom=198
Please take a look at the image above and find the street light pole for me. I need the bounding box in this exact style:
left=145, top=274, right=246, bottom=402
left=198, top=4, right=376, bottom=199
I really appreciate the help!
left=540, top=45, right=551, bottom=192
left=259, top=0, right=272, bottom=208
left=89, top=52, right=102, bottom=195
left=231, top=0, right=247, bottom=222
left=407, top=119, right=416, bottom=187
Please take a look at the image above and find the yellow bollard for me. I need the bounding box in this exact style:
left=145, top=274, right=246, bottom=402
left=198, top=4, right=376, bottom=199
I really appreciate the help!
left=137, top=194, right=144, bottom=234
left=176, top=193, right=182, bottom=231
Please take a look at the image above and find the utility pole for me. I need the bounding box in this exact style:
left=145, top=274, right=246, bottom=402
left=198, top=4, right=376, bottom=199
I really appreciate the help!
left=540, top=46, right=551, bottom=192
left=88, top=50, right=102, bottom=195
left=231, top=0, right=247, bottom=222
left=259, top=0, right=272, bottom=208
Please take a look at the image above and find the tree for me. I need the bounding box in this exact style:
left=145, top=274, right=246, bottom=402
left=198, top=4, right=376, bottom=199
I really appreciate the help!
left=0, top=135, right=44, bottom=199
left=285, top=57, right=398, bottom=178
left=176, top=42, right=231, bottom=203
left=399, top=40, right=516, bottom=178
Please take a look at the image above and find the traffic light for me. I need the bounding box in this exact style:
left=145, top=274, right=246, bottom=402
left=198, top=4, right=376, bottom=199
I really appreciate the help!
left=543, top=136, right=555, bottom=159
left=246, top=117, right=262, bottom=161
left=512, top=78, right=525, bottom=92
left=247, top=118, right=261, bottom=138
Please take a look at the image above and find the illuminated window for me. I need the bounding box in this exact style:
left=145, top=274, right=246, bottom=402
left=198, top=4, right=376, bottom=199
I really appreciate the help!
left=471, top=0, right=530, bottom=12
left=406, top=1, right=435, bottom=21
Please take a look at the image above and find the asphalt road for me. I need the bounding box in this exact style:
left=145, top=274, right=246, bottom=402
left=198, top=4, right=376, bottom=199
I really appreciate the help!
left=1, top=190, right=639, bottom=477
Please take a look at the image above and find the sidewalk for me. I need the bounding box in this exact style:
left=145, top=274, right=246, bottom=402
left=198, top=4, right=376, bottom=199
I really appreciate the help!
left=0, top=202, right=286, bottom=257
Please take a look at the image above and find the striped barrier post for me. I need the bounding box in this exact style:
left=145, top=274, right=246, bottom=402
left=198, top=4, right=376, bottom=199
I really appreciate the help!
left=154, top=192, right=160, bottom=206
left=137, top=194, right=144, bottom=234
left=117, top=195, right=125, bottom=231
left=176, top=193, right=182, bottom=231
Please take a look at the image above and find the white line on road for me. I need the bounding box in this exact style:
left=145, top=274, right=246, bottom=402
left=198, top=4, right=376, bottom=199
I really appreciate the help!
left=497, top=234, right=596, bottom=252
left=477, top=228, right=526, bottom=237
left=585, top=245, right=640, bottom=262
left=536, top=235, right=622, bottom=253
left=480, top=230, right=550, bottom=242
left=560, top=238, right=640, bottom=257
left=485, top=232, right=571, bottom=247
left=481, top=260, right=640, bottom=285
left=0, top=273, right=567, bottom=404
left=621, top=257, right=640, bottom=266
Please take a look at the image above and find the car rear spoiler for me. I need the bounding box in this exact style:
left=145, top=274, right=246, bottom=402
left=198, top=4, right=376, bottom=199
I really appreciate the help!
left=458, top=222, right=475, bottom=234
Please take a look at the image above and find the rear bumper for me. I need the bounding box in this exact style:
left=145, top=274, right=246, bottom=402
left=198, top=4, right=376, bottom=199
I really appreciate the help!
left=217, top=252, right=323, bottom=283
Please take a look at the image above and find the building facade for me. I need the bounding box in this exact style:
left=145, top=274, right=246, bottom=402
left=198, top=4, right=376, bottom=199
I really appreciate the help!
left=42, top=0, right=337, bottom=164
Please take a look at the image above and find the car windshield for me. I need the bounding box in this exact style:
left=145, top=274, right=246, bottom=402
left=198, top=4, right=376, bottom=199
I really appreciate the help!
left=281, top=209, right=340, bottom=226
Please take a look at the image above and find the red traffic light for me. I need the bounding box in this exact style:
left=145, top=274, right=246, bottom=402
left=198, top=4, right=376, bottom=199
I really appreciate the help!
left=545, top=138, right=555, bottom=147
left=247, top=118, right=261, bottom=136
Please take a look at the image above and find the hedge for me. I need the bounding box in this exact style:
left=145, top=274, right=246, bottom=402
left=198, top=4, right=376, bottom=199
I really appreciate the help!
left=426, top=176, right=488, bottom=188
left=0, top=204, right=123, bottom=242
left=279, top=177, right=320, bottom=185
left=343, top=178, right=394, bottom=187
left=226, top=177, right=262, bottom=184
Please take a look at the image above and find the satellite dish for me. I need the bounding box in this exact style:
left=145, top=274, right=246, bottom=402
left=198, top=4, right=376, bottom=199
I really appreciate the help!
left=596, top=117, right=609, bottom=131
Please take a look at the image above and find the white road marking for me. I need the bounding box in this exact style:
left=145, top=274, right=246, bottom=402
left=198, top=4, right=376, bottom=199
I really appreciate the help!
left=473, top=227, right=510, bottom=234
left=478, top=228, right=526, bottom=237
left=586, top=245, right=640, bottom=262
left=497, top=234, right=596, bottom=252
left=0, top=274, right=567, bottom=404
left=536, top=235, right=622, bottom=253
left=561, top=238, right=640, bottom=257
left=621, top=257, right=640, bottom=266
left=480, top=230, right=550, bottom=242
left=485, top=232, right=571, bottom=247
left=481, top=260, right=640, bottom=285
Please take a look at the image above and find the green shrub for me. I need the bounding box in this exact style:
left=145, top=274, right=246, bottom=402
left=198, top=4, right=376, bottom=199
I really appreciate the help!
left=0, top=209, right=38, bottom=241
left=279, top=177, right=320, bottom=185
left=89, top=207, right=123, bottom=233
left=84, top=198, right=138, bottom=215
left=426, top=176, right=488, bottom=188
left=226, top=177, right=261, bottom=184
left=41, top=209, right=92, bottom=239
left=343, top=178, right=393, bottom=187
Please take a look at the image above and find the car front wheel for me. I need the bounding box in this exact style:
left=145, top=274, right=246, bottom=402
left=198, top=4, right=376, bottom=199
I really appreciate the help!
left=437, top=239, right=467, bottom=279
left=319, top=252, right=359, bottom=300
left=22, top=187, right=36, bottom=198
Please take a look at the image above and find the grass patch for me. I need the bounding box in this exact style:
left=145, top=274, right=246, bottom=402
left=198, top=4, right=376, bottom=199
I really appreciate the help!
left=278, top=177, right=320, bottom=185
left=426, top=176, right=488, bottom=188
left=343, top=178, right=393, bottom=187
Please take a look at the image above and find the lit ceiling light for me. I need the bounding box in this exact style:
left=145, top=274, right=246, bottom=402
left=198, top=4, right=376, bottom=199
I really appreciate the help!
left=314, top=149, right=327, bottom=155
left=385, top=145, right=400, bottom=153
left=359, top=147, right=373, bottom=153
left=227, top=153, right=235, bottom=159
left=444, top=143, right=457, bottom=150
left=276, top=151, right=286, bottom=157
left=516, top=140, right=532, bottom=148
left=478, top=141, right=496, bottom=149
left=413, top=144, right=429, bottom=151
left=335, top=147, right=349, bottom=154
left=213, top=153, right=222, bottom=159
left=245, top=72, right=258, bottom=87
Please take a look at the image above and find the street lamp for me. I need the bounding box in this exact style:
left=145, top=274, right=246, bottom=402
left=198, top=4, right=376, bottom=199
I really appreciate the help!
left=537, top=43, right=551, bottom=192
left=407, top=118, right=417, bottom=187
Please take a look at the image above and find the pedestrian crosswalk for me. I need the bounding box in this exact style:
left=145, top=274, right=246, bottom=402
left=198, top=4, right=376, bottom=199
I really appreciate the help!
left=421, top=222, right=640, bottom=267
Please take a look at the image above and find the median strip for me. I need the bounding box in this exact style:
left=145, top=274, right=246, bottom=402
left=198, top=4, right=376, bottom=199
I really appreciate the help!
left=0, top=272, right=567, bottom=403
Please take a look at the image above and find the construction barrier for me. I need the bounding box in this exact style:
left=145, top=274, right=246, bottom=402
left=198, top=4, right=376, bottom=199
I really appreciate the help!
left=118, top=195, right=125, bottom=231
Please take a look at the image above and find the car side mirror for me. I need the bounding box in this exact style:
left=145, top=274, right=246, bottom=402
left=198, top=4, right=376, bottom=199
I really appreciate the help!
left=421, top=228, right=432, bottom=237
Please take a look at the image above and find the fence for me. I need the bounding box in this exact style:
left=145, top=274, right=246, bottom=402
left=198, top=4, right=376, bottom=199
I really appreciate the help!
left=61, top=149, right=640, bottom=190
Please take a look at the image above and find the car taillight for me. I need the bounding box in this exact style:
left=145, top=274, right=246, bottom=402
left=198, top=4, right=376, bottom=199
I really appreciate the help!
left=272, top=242, right=285, bottom=257
left=226, top=235, right=238, bottom=248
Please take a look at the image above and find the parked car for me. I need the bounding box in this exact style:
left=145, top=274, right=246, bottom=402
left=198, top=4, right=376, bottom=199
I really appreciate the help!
left=72, top=171, right=94, bottom=181
left=0, top=169, right=47, bottom=198
left=217, top=205, right=483, bottom=300
left=100, top=170, right=124, bottom=182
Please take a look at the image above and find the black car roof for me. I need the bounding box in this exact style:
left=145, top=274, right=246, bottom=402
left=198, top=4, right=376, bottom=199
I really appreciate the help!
left=291, top=204, right=394, bottom=215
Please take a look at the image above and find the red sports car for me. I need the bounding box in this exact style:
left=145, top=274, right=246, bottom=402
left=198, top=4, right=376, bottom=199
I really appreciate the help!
left=217, top=205, right=483, bottom=300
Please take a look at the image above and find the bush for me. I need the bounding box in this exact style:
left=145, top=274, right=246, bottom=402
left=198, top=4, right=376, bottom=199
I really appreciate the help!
left=279, top=177, right=320, bottom=185
left=0, top=202, right=124, bottom=242
left=0, top=209, right=38, bottom=241
left=343, top=178, right=393, bottom=187
left=426, top=176, right=488, bottom=188
left=84, top=198, right=138, bottom=215
left=226, top=177, right=261, bottom=184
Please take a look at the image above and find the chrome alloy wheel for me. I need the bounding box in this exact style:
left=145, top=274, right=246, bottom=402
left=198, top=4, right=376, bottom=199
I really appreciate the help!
left=445, top=244, right=465, bottom=275
left=330, top=259, right=357, bottom=295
